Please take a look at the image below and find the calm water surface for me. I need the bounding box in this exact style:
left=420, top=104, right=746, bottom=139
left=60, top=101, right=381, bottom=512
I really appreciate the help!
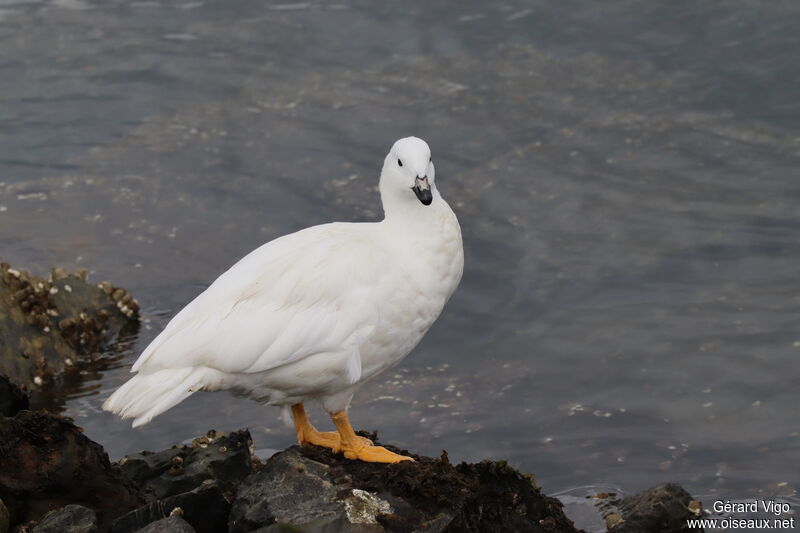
left=1, top=0, right=798, bottom=529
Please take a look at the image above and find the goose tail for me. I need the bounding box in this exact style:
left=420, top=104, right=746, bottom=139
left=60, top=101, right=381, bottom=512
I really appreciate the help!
left=102, top=366, right=219, bottom=427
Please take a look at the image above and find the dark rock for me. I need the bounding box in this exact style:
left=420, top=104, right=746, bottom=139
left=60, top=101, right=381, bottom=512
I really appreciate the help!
left=249, top=519, right=382, bottom=533
left=228, top=448, right=352, bottom=533
left=229, top=443, right=584, bottom=533
left=0, top=406, right=700, bottom=533
left=452, top=460, right=579, bottom=532
left=133, top=515, right=196, bottom=533
left=0, top=411, right=143, bottom=531
left=0, top=376, right=27, bottom=417
left=0, top=498, right=8, bottom=533
left=31, top=504, right=97, bottom=533
left=597, top=483, right=704, bottom=533
left=117, top=429, right=254, bottom=500
left=111, top=480, right=230, bottom=533
left=0, top=262, right=139, bottom=391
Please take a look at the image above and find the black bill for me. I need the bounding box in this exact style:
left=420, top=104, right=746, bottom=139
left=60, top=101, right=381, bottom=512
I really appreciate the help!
left=413, top=176, right=433, bottom=205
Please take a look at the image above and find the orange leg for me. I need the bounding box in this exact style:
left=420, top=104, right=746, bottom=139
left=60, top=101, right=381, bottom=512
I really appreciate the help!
left=330, top=410, right=413, bottom=463
left=291, top=403, right=371, bottom=450
left=291, top=403, right=338, bottom=449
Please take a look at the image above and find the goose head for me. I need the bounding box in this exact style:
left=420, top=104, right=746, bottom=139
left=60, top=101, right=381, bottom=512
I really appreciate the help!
left=379, top=136, right=437, bottom=211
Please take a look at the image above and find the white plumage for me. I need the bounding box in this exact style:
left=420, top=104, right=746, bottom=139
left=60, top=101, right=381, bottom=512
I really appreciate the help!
left=104, top=137, right=463, bottom=462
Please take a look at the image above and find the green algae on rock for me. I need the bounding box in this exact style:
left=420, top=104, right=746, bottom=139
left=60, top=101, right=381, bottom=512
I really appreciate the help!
left=0, top=262, right=139, bottom=391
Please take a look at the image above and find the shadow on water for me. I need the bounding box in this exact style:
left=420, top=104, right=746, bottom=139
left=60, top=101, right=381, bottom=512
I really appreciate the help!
left=1, top=0, right=799, bottom=528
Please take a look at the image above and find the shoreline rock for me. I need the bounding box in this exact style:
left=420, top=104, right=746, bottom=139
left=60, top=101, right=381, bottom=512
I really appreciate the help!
left=0, top=376, right=27, bottom=418
left=0, top=402, right=706, bottom=533
left=229, top=444, right=582, bottom=533
left=0, top=261, right=139, bottom=392
left=117, top=429, right=255, bottom=502
left=30, top=504, right=97, bottom=533
left=0, top=411, right=144, bottom=532
left=596, top=484, right=704, bottom=533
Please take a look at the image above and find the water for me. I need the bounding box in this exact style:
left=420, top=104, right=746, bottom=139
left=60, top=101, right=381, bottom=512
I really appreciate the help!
left=1, top=0, right=798, bottom=528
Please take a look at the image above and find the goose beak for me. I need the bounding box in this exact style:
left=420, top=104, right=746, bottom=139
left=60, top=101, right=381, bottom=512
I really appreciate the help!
left=413, top=176, right=432, bottom=206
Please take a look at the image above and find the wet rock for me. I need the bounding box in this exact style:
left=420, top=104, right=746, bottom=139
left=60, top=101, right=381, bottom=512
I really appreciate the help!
left=229, top=443, right=583, bottom=533
left=133, top=515, right=196, bottom=533
left=453, top=460, right=578, bottom=532
left=0, top=262, right=139, bottom=390
left=111, top=480, right=230, bottom=533
left=117, top=429, right=254, bottom=500
left=0, top=498, right=8, bottom=533
left=248, top=519, right=381, bottom=533
left=0, top=411, right=143, bottom=531
left=0, top=375, right=27, bottom=417
left=31, top=504, right=97, bottom=533
left=228, top=448, right=350, bottom=533
left=0, top=411, right=700, bottom=533
left=597, top=483, right=704, bottom=533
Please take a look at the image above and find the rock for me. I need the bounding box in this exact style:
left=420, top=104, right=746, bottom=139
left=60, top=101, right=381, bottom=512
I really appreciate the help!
left=133, top=515, right=196, bottom=533
left=229, top=444, right=583, bottom=533
left=0, top=410, right=700, bottom=533
left=111, top=480, right=230, bottom=533
left=0, top=262, right=139, bottom=390
left=228, top=447, right=351, bottom=533
left=453, top=460, right=580, bottom=532
left=597, top=483, right=704, bottom=533
left=0, top=498, right=8, bottom=533
left=0, top=376, right=27, bottom=417
left=117, top=429, right=255, bottom=500
left=249, top=519, right=382, bottom=533
left=0, top=411, right=143, bottom=531
left=31, top=504, right=97, bottom=533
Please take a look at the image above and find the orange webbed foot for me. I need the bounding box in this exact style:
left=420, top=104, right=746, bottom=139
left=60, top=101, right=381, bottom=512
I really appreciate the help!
left=291, top=403, right=373, bottom=452
left=317, top=431, right=373, bottom=450
left=330, top=410, right=414, bottom=464
left=341, top=443, right=414, bottom=463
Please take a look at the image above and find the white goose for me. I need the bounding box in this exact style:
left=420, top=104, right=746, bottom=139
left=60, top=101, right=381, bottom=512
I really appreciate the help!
left=103, top=137, right=463, bottom=463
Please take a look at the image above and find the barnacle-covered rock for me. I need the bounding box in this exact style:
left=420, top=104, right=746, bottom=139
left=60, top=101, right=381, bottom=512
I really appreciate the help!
left=595, top=484, right=704, bottom=533
left=116, top=429, right=255, bottom=501
left=0, top=261, right=139, bottom=390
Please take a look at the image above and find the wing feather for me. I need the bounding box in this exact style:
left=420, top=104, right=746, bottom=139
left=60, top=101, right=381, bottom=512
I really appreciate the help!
left=132, top=223, right=383, bottom=376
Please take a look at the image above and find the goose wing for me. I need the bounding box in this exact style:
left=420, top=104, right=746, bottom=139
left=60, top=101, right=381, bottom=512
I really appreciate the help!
left=131, top=223, right=385, bottom=376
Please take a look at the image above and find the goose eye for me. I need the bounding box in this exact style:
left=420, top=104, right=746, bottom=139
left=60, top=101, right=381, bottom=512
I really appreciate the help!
left=398, top=159, right=403, bottom=167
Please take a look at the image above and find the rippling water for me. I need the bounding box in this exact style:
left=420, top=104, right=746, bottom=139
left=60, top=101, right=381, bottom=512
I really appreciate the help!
left=1, top=0, right=798, bottom=529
